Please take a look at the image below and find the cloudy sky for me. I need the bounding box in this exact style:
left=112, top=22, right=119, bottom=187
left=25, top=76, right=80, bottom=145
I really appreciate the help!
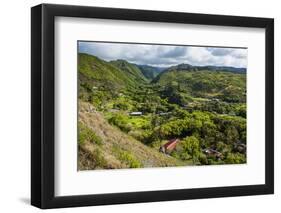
left=78, top=41, right=247, bottom=68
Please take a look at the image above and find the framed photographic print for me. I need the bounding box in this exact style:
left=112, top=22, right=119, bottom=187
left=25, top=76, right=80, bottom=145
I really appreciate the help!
left=31, top=3, right=274, bottom=209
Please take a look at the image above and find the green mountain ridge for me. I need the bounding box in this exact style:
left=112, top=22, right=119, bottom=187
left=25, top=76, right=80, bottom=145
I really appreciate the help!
left=78, top=53, right=149, bottom=103
left=79, top=53, right=246, bottom=87
left=165, top=63, right=246, bottom=73
left=79, top=52, right=246, bottom=104
left=79, top=53, right=146, bottom=88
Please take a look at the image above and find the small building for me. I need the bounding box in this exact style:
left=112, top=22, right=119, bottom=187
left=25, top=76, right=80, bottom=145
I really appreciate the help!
left=203, top=148, right=223, bottom=159
left=159, top=139, right=179, bottom=154
left=129, top=112, right=143, bottom=116
left=234, top=142, right=246, bottom=153
left=109, top=109, right=120, bottom=113
left=211, top=98, right=220, bottom=102
left=158, top=112, right=171, bottom=116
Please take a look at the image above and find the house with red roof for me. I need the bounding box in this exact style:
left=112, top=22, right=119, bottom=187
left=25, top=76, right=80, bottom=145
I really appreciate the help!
left=159, top=139, right=179, bottom=154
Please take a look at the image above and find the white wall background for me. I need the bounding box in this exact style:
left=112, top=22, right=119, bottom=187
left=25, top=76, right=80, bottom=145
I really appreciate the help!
left=0, top=0, right=279, bottom=212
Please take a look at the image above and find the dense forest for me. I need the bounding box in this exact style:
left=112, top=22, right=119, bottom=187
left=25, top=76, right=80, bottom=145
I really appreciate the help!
left=78, top=53, right=246, bottom=170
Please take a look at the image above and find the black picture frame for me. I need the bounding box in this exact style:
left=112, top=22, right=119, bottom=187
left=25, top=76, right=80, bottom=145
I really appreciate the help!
left=31, top=3, right=274, bottom=209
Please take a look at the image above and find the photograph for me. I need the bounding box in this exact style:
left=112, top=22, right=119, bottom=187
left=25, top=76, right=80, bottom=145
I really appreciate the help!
left=78, top=41, right=247, bottom=170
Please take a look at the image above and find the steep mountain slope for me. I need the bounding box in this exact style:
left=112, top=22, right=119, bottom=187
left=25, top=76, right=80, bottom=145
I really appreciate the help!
left=78, top=53, right=146, bottom=92
left=78, top=101, right=185, bottom=170
left=136, top=64, right=165, bottom=80
left=110, top=60, right=148, bottom=83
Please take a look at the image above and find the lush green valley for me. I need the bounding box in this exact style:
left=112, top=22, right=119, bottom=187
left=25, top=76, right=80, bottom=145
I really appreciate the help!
left=137, top=64, right=165, bottom=80
left=78, top=53, right=246, bottom=170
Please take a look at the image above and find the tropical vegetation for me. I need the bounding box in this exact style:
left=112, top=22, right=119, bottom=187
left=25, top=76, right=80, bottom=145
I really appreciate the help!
left=78, top=53, right=246, bottom=170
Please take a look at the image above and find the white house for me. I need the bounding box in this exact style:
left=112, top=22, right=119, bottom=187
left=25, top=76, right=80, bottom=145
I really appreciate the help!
left=130, top=112, right=143, bottom=116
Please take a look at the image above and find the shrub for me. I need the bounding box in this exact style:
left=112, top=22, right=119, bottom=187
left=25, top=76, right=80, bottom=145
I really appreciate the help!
left=198, top=153, right=208, bottom=165
left=128, top=129, right=153, bottom=144
left=119, top=151, right=142, bottom=168
left=78, top=122, right=102, bottom=145
left=108, top=114, right=132, bottom=132
left=78, top=146, right=106, bottom=169
left=112, top=146, right=142, bottom=168
left=113, top=100, right=130, bottom=110
left=180, top=152, right=191, bottom=161
left=182, top=136, right=200, bottom=163
left=225, top=153, right=246, bottom=164
left=92, top=148, right=106, bottom=168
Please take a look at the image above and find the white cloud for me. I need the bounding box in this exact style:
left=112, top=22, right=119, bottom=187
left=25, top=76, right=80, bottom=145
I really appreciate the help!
left=78, top=42, right=247, bottom=68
